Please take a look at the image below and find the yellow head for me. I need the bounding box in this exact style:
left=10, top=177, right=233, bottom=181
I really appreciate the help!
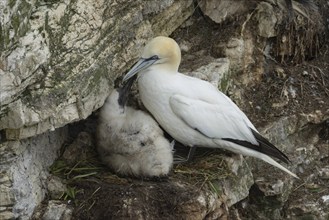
left=123, top=36, right=181, bottom=82
left=142, top=36, right=181, bottom=72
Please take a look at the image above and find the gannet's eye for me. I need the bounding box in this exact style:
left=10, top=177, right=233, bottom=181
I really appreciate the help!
left=145, top=55, right=159, bottom=61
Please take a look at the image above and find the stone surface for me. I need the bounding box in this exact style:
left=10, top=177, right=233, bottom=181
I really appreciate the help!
left=62, top=131, right=93, bottom=165
left=199, top=0, right=251, bottom=24
left=220, top=156, right=254, bottom=206
left=318, top=166, right=329, bottom=180
left=255, top=2, right=279, bottom=38
left=47, top=175, right=67, bottom=200
left=0, top=0, right=194, bottom=140
left=237, top=110, right=329, bottom=219
left=187, top=58, right=231, bottom=91
left=42, top=200, right=72, bottom=220
left=0, top=127, right=68, bottom=220
left=224, top=38, right=250, bottom=74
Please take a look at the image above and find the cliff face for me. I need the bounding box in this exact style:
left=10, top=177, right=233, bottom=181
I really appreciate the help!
left=0, top=0, right=194, bottom=140
left=1, top=0, right=329, bottom=219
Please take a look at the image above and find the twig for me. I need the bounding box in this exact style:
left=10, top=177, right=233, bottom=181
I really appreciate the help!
left=257, top=47, right=279, bottom=64
left=309, top=64, right=329, bottom=96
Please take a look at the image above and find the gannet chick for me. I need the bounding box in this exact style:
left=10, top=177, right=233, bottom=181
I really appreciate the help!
left=96, top=77, right=173, bottom=177
left=122, top=36, right=298, bottom=178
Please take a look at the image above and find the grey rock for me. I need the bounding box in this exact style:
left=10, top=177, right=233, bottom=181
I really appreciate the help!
left=220, top=156, right=254, bottom=206
left=287, top=200, right=329, bottom=220
left=187, top=58, right=231, bottom=91
left=0, top=127, right=68, bottom=220
left=47, top=176, right=67, bottom=200
left=0, top=211, right=15, bottom=220
left=255, top=2, right=279, bottom=38
left=0, top=0, right=194, bottom=140
left=62, top=131, right=93, bottom=165
left=244, top=111, right=329, bottom=219
left=224, top=38, right=249, bottom=74
left=318, top=166, right=329, bottom=180
left=199, top=0, right=249, bottom=24
left=42, top=200, right=72, bottom=220
left=0, top=184, right=15, bottom=206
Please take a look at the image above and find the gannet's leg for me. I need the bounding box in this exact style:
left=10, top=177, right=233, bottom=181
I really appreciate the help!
left=173, top=146, right=197, bottom=164
left=173, top=154, right=187, bottom=164
left=186, top=146, right=196, bottom=161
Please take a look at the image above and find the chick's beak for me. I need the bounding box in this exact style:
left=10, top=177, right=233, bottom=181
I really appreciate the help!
left=122, top=56, right=159, bottom=82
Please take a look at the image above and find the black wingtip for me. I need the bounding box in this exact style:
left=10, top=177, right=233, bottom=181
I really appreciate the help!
left=222, top=128, right=291, bottom=164
left=250, top=128, right=291, bottom=164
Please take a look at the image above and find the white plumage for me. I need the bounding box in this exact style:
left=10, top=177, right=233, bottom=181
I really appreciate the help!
left=97, top=81, right=173, bottom=177
left=123, top=36, right=298, bottom=178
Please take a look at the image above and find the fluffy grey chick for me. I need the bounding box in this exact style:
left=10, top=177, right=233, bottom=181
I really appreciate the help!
left=97, top=77, right=173, bottom=177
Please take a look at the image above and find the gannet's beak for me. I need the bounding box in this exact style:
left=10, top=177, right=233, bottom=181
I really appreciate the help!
left=118, top=75, right=137, bottom=107
left=122, top=55, right=159, bottom=82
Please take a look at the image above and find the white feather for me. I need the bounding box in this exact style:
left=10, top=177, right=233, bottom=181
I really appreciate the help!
left=97, top=89, right=173, bottom=177
left=169, top=94, right=258, bottom=145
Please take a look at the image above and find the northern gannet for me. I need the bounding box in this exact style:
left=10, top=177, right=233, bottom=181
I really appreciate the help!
left=122, top=36, right=298, bottom=178
left=97, top=77, right=174, bottom=177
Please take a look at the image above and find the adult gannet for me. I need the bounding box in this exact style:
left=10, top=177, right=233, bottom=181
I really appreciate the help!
left=122, top=36, right=298, bottom=178
left=97, top=76, right=174, bottom=177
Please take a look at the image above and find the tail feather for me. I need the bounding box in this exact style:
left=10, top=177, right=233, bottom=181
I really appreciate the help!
left=259, top=154, right=299, bottom=179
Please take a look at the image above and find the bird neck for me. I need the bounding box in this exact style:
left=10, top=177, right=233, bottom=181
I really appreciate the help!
left=149, top=62, right=179, bottom=75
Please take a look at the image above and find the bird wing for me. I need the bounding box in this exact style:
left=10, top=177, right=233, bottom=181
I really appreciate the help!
left=169, top=94, right=258, bottom=145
